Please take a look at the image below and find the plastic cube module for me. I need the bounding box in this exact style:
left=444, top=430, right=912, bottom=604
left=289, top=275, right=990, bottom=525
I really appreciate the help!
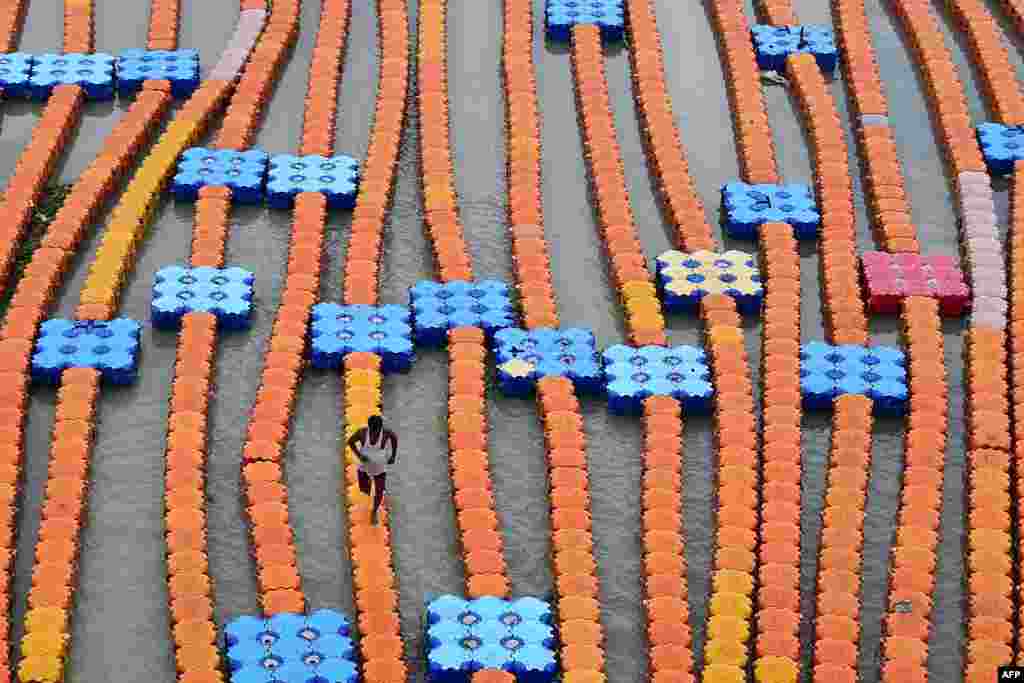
left=267, top=154, right=360, bottom=209
left=309, top=303, right=414, bottom=374
left=545, top=0, right=624, bottom=42
left=426, top=595, right=557, bottom=682
left=0, top=53, right=34, bottom=97
left=602, top=344, right=713, bottom=415
left=977, top=122, right=1024, bottom=176
left=800, top=341, right=907, bottom=415
left=494, top=327, right=602, bottom=397
left=410, top=279, right=516, bottom=346
left=751, top=25, right=837, bottom=74
left=117, top=49, right=200, bottom=97
left=152, top=265, right=255, bottom=330
left=224, top=610, right=358, bottom=683
left=860, top=252, right=969, bottom=316
left=30, top=53, right=115, bottom=100
left=656, top=249, right=763, bottom=314
left=721, top=182, right=820, bottom=240
left=171, top=147, right=269, bottom=203
left=31, top=318, right=141, bottom=385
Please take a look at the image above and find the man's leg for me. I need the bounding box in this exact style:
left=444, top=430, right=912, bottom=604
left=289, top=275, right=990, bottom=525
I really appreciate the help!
left=370, top=473, right=386, bottom=524
left=358, top=469, right=371, bottom=495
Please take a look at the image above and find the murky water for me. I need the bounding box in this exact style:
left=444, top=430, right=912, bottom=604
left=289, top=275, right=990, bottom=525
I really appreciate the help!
left=6, top=0, right=1016, bottom=680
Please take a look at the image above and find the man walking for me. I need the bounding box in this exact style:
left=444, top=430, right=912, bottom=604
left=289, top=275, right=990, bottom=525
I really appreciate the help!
left=346, top=414, right=398, bottom=524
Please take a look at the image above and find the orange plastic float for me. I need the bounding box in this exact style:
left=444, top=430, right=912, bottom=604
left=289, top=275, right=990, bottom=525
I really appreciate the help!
left=169, top=12, right=301, bottom=651
left=159, top=0, right=367, bottom=680
left=879, top=1, right=1018, bottom=677
left=12, top=6, right=244, bottom=681
left=1007, top=161, right=1024, bottom=666
left=455, top=157, right=580, bottom=635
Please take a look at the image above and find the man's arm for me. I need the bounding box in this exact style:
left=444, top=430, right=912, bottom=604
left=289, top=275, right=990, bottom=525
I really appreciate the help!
left=347, top=428, right=368, bottom=461
left=386, top=430, right=398, bottom=465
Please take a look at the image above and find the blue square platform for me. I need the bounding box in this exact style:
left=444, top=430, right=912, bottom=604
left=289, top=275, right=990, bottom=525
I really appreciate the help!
left=601, top=344, right=713, bottom=415
left=409, top=280, right=516, bottom=346
left=751, top=25, right=837, bottom=74
left=494, top=327, right=602, bottom=396
left=721, top=182, right=820, bottom=240
left=0, top=53, right=34, bottom=97
left=426, top=595, right=557, bottom=682
left=266, top=154, right=360, bottom=209
left=545, top=0, right=624, bottom=42
left=308, top=303, right=414, bottom=374
left=800, top=341, right=908, bottom=415
left=30, top=53, right=115, bottom=99
left=171, top=147, right=269, bottom=203
left=117, top=49, right=200, bottom=97
left=977, top=122, right=1024, bottom=176
left=31, top=318, right=141, bottom=385
left=223, top=610, right=358, bottom=683
left=152, top=265, right=255, bottom=330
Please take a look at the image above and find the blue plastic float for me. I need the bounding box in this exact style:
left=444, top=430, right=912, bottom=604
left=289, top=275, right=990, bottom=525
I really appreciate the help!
left=751, top=25, right=838, bottom=74
left=601, top=343, right=714, bottom=415
left=799, top=341, right=908, bottom=415
left=223, top=610, right=359, bottom=683
left=116, top=49, right=200, bottom=97
left=0, top=53, right=35, bottom=97
left=30, top=53, right=116, bottom=99
left=494, top=327, right=602, bottom=396
left=308, top=303, right=414, bottom=373
left=425, top=595, right=557, bottom=682
left=721, top=182, right=820, bottom=240
left=977, top=122, right=1024, bottom=176
left=545, top=0, right=624, bottom=42
left=152, top=265, right=255, bottom=330
left=409, top=279, right=517, bottom=346
left=266, top=154, right=360, bottom=209
left=31, top=318, right=142, bottom=385
left=171, top=148, right=270, bottom=203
